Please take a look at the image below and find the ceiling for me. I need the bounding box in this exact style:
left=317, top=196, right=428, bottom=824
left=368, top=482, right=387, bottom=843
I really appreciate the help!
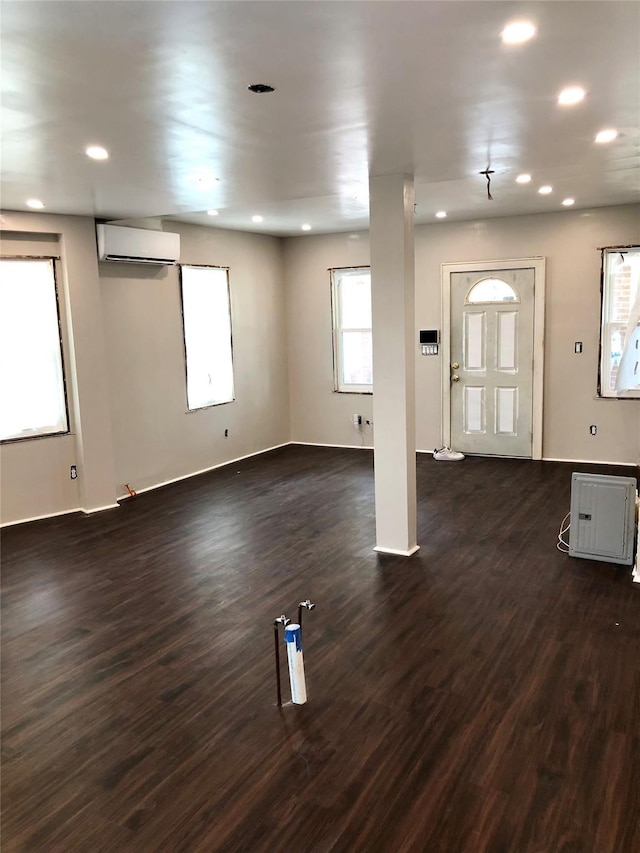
left=2, top=1, right=639, bottom=236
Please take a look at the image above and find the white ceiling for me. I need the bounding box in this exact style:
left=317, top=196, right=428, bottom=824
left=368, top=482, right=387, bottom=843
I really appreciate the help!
left=2, top=1, right=639, bottom=236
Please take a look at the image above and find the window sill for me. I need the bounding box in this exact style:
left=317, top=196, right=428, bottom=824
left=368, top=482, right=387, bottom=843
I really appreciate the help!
left=1, top=429, right=71, bottom=445
left=185, top=398, right=236, bottom=413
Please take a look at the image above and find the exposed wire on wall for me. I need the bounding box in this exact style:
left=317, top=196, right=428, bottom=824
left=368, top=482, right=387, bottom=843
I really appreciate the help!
left=479, top=167, right=495, bottom=200
left=557, top=512, right=571, bottom=553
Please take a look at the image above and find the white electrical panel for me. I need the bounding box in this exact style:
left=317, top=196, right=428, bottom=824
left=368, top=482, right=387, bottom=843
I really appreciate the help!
left=569, top=473, right=637, bottom=566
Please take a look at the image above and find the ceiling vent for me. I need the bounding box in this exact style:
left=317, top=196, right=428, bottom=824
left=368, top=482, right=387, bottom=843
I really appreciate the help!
left=96, top=224, right=180, bottom=265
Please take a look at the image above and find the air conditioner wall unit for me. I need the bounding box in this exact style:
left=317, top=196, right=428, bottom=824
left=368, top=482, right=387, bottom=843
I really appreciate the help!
left=96, top=224, right=180, bottom=265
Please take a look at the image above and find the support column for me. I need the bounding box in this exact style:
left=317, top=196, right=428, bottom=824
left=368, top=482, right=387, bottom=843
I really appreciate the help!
left=369, top=174, right=418, bottom=556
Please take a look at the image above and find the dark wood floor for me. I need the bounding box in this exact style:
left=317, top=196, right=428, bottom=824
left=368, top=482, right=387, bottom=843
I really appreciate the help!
left=2, top=446, right=639, bottom=852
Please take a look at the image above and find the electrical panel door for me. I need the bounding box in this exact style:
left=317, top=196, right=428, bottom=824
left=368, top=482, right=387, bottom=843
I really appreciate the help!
left=569, top=473, right=637, bottom=566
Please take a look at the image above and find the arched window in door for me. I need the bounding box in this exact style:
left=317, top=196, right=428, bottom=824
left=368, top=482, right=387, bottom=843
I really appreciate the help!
left=466, top=278, right=519, bottom=304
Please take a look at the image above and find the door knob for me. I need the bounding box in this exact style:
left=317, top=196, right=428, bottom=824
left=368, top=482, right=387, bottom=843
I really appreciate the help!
left=451, top=374, right=460, bottom=382
left=452, top=362, right=459, bottom=369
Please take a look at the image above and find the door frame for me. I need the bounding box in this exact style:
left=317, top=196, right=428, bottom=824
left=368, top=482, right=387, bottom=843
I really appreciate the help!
left=440, top=257, right=546, bottom=460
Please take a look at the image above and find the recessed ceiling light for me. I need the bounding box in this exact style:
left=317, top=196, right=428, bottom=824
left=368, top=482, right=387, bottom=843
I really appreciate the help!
left=435, top=211, right=447, bottom=219
left=207, top=209, right=219, bottom=216
left=562, top=198, right=575, bottom=206
left=252, top=215, right=263, bottom=223
left=301, top=224, right=312, bottom=231
left=248, top=83, right=275, bottom=93
left=26, top=198, right=44, bottom=209
left=538, top=185, right=553, bottom=195
left=558, top=86, right=586, bottom=106
left=595, top=129, right=618, bottom=144
left=85, top=145, right=109, bottom=160
left=516, top=173, right=532, bottom=184
left=501, top=20, right=536, bottom=44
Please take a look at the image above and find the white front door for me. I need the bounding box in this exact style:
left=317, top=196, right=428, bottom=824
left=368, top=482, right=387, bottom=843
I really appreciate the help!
left=449, top=267, right=535, bottom=457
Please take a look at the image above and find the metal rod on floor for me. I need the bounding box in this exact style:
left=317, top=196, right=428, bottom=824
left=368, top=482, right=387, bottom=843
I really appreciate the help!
left=297, top=600, right=315, bottom=638
left=273, top=615, right=290, bottom=707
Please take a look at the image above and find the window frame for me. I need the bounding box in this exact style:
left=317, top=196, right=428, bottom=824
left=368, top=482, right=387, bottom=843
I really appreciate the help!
left=0, top=255, right=71, bottom=444
left=597, top=245, right=640, bottom=400
left=178, top=263, right=236, bottom=412
left=330, top=266, right=373, bottom=394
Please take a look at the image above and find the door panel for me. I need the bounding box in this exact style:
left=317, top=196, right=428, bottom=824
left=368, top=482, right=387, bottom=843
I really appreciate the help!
left=450, top=268, right=534, bottom=457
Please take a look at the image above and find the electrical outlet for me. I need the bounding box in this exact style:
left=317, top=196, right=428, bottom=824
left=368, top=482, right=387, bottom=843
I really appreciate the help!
left=575, top=341, right=583, bottom=353
left=70, top=465, right=77, bottom=479
left=589, top=425, right=597, bottom=435
left=352, top=414, right=362, bottom=427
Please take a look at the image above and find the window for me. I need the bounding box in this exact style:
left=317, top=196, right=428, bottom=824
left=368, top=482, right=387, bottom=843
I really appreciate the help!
left=331, top=267, right=372, bottom=393
left=180, top=265, right=235, bottom=410
left=466, top=277, right=519, bottom=304
left=0, top=258, right=69, bottom=441
left=598, top=247, right=640, bottom=399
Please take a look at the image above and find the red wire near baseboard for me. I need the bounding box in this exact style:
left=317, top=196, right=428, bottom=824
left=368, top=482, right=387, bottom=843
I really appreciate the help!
left=124, top=484, right=137, bottom=498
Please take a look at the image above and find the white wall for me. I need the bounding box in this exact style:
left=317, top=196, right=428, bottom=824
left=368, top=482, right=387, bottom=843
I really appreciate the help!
left=100, top=221, right=290, bottom=495
left=1, top=215, right=290, bottom=524
left=284, top=232, right=374, bottom=448
left=1, top=214, right=117, bottom=524
left=2, top=203, right=638, bottom=525
left=284, top=204, right=640, bottom=464
left=0, top=234, right=80, bottom=520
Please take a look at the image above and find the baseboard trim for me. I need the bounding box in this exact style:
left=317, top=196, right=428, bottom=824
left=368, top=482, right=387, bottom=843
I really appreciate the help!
left=374, top=544, right=420, bottom=557
left=118, top=442, right=291, bottom=501
left=81, top=503, right=120, bottom=515
left=1, top=507, right=82, bottom=528
left=295, top=447, right=637, bottom=468
left=5, top=446, right=633, bottom=528
left=542, top=456, right=637, bottom=467
left=290, top=441, right=373, bottom=450
left=420, top=450, right=636, bottom=466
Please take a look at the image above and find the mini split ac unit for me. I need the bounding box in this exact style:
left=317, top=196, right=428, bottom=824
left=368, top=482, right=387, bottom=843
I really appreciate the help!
left=96, top=224, right=180, bottom=265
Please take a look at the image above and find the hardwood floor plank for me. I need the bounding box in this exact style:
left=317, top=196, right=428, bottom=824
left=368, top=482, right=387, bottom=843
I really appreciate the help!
left=2, top=447, right=638, bottom=851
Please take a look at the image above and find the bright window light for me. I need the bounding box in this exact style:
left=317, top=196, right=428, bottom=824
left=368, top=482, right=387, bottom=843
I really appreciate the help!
left=331, top=268, right=372, bottom=393
left=598, top=247, right=640, bottom=398
left=0, top=258, right=69, bottom=441
left=180, top=265, right=234, bottom=410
